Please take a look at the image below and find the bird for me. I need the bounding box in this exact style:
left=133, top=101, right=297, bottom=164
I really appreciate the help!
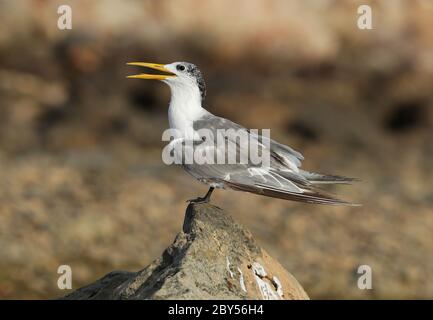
left=127, top=61, right=359, bottom=205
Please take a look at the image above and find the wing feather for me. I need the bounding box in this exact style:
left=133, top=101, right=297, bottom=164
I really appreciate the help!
left=188, top=113, right=359, bottom=205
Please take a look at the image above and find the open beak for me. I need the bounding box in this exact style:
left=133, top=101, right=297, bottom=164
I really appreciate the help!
left=127, top=62, right=176, bottom=80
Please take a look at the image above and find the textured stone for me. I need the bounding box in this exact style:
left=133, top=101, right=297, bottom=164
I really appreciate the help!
left=63, top=203, right=309, bottom=300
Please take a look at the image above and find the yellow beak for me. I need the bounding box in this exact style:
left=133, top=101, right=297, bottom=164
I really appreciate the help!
left=126, top=62, right=176, bottom=80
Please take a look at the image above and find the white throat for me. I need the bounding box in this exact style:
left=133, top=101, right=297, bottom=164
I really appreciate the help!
left=167, top=82, right=206, bottom=133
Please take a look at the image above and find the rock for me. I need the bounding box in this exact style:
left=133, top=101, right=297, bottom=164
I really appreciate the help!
left=62, top=203, right=309, bottom=300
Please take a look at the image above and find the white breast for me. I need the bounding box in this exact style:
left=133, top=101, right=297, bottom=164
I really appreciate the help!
left=167, top=81, right=206, bottom=139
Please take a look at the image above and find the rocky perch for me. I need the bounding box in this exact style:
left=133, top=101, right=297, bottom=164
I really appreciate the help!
left=63, top=203, right=309, bottom=300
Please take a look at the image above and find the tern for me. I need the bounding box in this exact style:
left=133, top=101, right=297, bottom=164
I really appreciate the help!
left=127, top=61, right=358, bottom=205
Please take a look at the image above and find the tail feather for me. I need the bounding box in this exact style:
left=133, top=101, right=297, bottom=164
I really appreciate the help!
left=225, top=181, right=360, bottom=206
left=299, top=170, right=360, bottom=185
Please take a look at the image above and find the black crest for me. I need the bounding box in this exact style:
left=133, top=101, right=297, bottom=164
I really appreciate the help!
left=185, top=63, right=206, bottom=100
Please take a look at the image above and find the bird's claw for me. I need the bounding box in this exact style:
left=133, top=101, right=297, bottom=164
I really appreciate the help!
left=186, top=197, right=209, bottom=204
left=187, top=187, right=214, bottom=204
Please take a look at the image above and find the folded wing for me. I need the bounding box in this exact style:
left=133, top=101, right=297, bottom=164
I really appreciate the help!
left=187, top=113, right=358, bottom=205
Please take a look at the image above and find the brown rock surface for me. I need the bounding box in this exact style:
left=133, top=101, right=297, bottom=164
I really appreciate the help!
left=62, top=203, right=308, bottom=300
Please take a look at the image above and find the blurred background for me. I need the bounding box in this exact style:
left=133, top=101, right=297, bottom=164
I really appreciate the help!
left=0, top=0, right=432, bottom=299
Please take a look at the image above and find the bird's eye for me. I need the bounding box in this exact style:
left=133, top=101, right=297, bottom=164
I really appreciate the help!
left=176, top=64, right=185, bottom=71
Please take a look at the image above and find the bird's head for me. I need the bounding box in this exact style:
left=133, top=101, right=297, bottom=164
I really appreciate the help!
left=127, top=61, right=206, bottom=100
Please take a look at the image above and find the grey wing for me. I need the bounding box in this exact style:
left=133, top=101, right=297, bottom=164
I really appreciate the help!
left=194, top=114, right=304, bottom=172
left=189, top=114, right=357, bottom=205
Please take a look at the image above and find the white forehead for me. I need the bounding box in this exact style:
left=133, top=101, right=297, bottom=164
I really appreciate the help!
left=164, top=61, right=193, bottom=71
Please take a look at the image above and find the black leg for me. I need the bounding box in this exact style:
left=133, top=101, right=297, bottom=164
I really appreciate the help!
left=202, top=187, right=214, bottom=202
left=187, top=187, right=214, bottom=204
